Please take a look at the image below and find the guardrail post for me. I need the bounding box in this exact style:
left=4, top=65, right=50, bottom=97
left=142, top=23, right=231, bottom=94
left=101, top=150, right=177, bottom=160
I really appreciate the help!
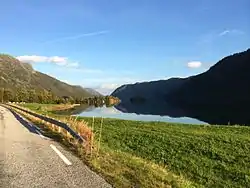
left=67, top=131, right=70, bottom=138
left=4, top=103, right=85, bottom=144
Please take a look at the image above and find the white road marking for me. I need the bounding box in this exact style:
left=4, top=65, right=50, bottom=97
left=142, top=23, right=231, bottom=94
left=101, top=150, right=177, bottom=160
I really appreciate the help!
left=50, top=144, right=72, bottom=166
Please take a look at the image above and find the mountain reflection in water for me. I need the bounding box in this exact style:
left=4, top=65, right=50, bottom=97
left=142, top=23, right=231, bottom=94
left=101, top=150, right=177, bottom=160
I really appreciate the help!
left=114, top=100, right=249, bottom=126
left=55, top=103, right=206, bottom=125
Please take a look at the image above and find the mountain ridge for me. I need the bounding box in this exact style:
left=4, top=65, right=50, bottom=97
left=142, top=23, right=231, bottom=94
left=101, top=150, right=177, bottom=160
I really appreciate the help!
left=84, top=88, right=102, bottom=96
left=0, top=54, right=99, bottom=98
left=111, top=48, right=250, bottom=125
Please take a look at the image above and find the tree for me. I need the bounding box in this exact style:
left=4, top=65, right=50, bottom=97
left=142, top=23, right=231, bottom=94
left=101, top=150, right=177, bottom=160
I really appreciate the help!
left=68, top=96, right=75, bottom=104
left=15, top=89, right=29, bottom=102
left=3, top=89, right=13, bottom=102
left=0, top=88, right=4, bottom=103
left=28, top=90, right=37, bottom=103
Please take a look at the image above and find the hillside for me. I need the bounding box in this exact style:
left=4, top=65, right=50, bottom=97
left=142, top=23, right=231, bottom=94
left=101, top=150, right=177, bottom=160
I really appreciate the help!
left=0, top=54, right=98, bottom=99
left=112, top=78, right=187, bottom=116
left=112, top=48, right=250, bottom=125
left=84, top=88, right=102, bottom=96
left=165, top=48, right=250, bottom=125
left=167, top=49, right=250, bottom=105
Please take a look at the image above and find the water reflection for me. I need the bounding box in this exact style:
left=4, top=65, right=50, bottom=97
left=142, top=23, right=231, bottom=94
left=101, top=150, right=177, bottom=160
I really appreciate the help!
left=114, top=100, right=249, bottom=125
left=57, top=104, right=206, bottom=124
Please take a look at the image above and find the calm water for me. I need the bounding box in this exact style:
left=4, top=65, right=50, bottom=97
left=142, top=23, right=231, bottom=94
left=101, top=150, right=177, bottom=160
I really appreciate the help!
left=76, top=105, right=206, bottom=125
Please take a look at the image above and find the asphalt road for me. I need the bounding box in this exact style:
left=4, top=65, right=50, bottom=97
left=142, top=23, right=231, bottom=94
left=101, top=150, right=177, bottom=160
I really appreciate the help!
left=0, top=106, right=111, bottom=188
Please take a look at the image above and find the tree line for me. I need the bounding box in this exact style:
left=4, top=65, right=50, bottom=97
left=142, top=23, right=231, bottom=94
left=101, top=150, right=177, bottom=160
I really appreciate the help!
left=0, top=88, right=120, bottom=106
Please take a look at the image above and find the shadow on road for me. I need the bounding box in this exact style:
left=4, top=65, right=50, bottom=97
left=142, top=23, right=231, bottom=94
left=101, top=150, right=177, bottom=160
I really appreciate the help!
left=10, top=109, right=39, bottom=135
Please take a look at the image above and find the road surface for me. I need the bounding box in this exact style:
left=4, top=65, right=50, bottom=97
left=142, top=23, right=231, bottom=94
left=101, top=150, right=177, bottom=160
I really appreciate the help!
left=0, top=106, right=111, bottom=188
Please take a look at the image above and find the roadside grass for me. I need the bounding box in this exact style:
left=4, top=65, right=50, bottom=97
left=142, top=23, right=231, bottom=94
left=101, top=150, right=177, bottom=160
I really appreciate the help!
left=24, top=114, right=191, bottom=187
left=91, top=147, right=195, bottom=188
left=16, top=103, right=192, bottom=187
left=75, top=117, right=250, bottom=188
left=18, top=103, right=75, bottom=114
left=20, top=103, right=250, bottom=187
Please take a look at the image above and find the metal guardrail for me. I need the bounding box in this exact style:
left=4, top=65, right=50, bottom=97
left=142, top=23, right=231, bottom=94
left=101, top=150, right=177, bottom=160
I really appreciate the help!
left=4, top=104, right=85, bottom=143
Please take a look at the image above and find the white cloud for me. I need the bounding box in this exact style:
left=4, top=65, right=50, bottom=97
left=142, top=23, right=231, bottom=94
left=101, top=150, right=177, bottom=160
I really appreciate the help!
left=187, top=61, right=202, bottom=68
left=219, top=29, right=244, bottom=36
left=99, top=83, right=121, bottom=91
left=94, top=83, right=127, bottom=95
left=48, top=56, right=68, bottom=65
left=90, top=77, right=166, bottom=95
left=60, top=67, right=103, bottom=73
left=64, top=62, right=79, bottom=68
left=17, top=55, right=48, bottom=63
left=87, top=78, right=138, bottom=95
left=16, top=55, right=79, bottom=68
left=61, top=79, right=73, bottom=85
left=199, top=29, right=244, bottom=45
left=42, top=30, right=109, bottom=44
left=219, top=30, right=230, bottom=36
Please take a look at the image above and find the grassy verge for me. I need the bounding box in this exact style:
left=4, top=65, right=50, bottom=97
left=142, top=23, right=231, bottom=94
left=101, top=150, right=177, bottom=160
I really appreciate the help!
left=19, top=103, right=250, bottom=187
left=18, top=103, right=78, bottom=113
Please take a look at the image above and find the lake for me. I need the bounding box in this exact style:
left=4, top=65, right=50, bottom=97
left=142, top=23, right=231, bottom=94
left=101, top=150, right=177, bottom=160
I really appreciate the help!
left=73, top=105, right=206, bottom=125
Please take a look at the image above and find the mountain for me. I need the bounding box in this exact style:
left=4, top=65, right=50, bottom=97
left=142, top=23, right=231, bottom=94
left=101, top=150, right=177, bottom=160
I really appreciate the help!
left=84, top=88, right=103, bottom=96
left=0, top=54, right=98, bottom=98
left=112, top=78, right=186, bottom=116
left=112, top=78, right=185, bottom=102
left=166, top=49, right=250, bottom=106
left=165, top=48, right=250, bottom=125
left=111, top=48, right=250, bottom=125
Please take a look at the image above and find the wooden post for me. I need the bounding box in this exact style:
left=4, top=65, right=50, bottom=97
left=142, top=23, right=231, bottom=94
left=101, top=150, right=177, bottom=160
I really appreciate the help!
left=1, top=88, right=4, bottom=103
left=97, top=117, right=104, bottom=156
left=73, top=115, right=79, bottom=125
left=90, top=116, right=95, bottom=158
left=66, top=131, right=70, bottom=138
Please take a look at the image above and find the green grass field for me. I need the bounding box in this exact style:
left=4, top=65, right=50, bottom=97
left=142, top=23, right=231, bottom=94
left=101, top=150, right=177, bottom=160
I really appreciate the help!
left=20, top=103, right=250, bottom=188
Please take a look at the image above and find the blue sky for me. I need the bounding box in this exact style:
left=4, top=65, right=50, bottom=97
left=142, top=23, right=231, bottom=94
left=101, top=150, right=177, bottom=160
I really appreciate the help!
left=0, top=0, right=249, bottom=94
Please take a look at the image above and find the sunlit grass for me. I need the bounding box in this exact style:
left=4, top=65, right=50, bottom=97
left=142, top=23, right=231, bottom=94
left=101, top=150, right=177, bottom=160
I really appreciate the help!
left=77, top=117, right=250, bottom=188
left=19, top=103, right=250, bottom=187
